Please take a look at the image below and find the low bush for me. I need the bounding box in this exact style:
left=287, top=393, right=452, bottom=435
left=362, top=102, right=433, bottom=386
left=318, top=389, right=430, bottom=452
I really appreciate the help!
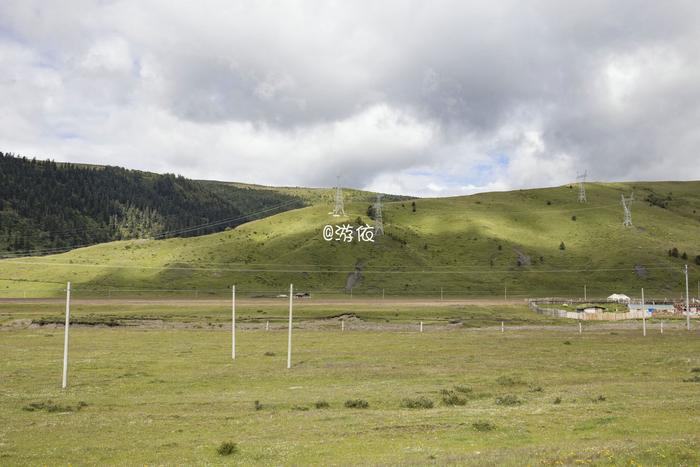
left=495, top=395, right=522, bottom=406
left=592, top=394, right=606, bottom=402
left=401, top=397, right=434, bottom=409
left=344, top=399, right=369, bottom=409
left=441, top=390, right=467, bottom=406
left=263, top=351, right=275, bottom=356
left=553, top=397, right=562, bottom=404
left=472, top=420, right=496, bottom=432
left=314, top=400, right=330, bottom=409
left=496, top=376, right=526, bottom=387
left=254, top=400, right=263, bottom=411
left=22, top=400, right=87, bottom=413
left=683, top=375, right=700, bottom=383
left=217, top=442, right=238, bottom=456
left=454, top=385, right=473, bottom=394
left=291, top=405, right=309, bottom=411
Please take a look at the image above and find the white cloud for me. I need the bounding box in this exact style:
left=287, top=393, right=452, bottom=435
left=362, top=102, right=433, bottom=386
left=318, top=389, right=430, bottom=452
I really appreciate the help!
left=0, top=0, right=699, bottom=196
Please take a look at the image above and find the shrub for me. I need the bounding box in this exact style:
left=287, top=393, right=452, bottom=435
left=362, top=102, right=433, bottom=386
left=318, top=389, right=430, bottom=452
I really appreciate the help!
left=592, top=394, right=606, bottom=402
left=454, top=385, right=473, bottom=394
left=401, top=397, right=434, bottom=409
left=472, top=420, right=496, bottom=432
left=553, top=397, right=562, bottom=404
left=291, top=405, right=309, bottom=411
left=695, top=256, right=700, bottom=266
left=441, top=390, right=467, bottom=406
left=691, top=367, right=700, bottom=373
left=559, top=241, right=566, bottom=251
left=529, top=386, right=543, bottom=393
left=683, top=375, right=700, bottom=383
left=682, top=252, right=688, bottom=260
left=217, top=442, right=238, bottom=456
left=496, top=375, right=526, bottom=387
left=254, top=400, right=263, bottom=411
left=571, top=215, right=577, bottom=221
left=563, top=340, right=572, bottom=345
left=495, top=395, right=522, bottom=406
left=314, top=400, right=330, bottom=409
left=22, top=400, right=84, bottom=413
left=263, top=351, right=275, bottom=356
left=669, top=247, right=679, bottom=258
left=344, top=399, right=369, bottom=409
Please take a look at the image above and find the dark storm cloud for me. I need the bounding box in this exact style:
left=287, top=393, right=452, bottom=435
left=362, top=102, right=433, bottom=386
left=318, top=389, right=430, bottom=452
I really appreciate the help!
left=0, top=1, right=699, bottom=195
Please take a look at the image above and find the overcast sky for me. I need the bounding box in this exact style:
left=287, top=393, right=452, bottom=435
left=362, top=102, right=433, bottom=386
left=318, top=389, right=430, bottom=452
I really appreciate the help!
left=1, top=1, right=699, bottom=196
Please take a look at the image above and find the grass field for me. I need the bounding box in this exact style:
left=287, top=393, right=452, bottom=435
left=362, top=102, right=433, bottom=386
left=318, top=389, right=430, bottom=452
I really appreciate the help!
left=2, top=181, right=699, bottom=299
left=0, top=299, right=562, bottom=328
left=1, top=301, right=699, bottom=465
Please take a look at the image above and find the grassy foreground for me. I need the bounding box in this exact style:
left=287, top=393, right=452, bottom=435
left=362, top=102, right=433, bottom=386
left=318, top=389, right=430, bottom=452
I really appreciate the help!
left=1, top=321, right=699, bottom=464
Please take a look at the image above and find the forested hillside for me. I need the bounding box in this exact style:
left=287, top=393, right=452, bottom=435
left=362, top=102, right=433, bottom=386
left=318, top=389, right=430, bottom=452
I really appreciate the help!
left=0, top=152, right=304, bottom=254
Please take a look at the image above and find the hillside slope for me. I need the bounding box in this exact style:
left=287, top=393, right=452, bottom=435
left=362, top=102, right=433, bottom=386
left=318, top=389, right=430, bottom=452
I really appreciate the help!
left=0, top=152, right=309, bottom=253
left=2, top=181, right=699, bottom=299
left=0, top=153, right=409, bottom=256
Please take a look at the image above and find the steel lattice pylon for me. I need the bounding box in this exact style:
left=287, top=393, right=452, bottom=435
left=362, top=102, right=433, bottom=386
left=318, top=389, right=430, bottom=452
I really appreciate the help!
left=331, top=176, right=345, bottom=217
left=621, top=193, right=634, bottom=227
left=373, top=194, right=384, bottom=236
left=576, top=171, right=587, bottom=203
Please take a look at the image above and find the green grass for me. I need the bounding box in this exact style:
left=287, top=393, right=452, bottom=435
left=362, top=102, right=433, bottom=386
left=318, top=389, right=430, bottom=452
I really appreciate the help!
left=1, top=181, right=699, bottom=299
left=1, top=323, right=699, bottom=464
left=0, top=300, right=563, bottom=327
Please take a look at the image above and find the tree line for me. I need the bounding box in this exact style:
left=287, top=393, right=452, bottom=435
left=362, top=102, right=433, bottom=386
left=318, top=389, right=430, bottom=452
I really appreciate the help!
left=0, top=152, right=304, bottom=254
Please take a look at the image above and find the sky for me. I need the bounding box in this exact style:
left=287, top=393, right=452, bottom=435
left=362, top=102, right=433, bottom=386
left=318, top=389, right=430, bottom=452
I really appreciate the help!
left=1, top=1, right=699, bottom=197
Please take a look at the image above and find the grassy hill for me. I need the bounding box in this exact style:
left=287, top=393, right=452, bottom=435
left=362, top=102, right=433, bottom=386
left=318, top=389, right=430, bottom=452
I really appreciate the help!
left=0, top=152, right=409, bottom=256
left=1, top=181, right=699, bottom=299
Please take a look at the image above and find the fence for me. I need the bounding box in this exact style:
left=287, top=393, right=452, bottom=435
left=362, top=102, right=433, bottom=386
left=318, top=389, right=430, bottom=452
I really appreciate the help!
left=528, top=298, right=647, bottom=321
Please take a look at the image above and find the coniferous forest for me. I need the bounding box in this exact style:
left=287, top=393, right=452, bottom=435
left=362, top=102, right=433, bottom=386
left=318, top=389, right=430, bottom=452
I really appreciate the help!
left=0, top=152, right=304, bottom=255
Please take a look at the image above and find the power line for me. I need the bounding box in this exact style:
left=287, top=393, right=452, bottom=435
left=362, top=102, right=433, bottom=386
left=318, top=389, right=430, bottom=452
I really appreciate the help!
left=0, top=259, right=683, bottom=275
left=0, top=199, right=303, bottom=258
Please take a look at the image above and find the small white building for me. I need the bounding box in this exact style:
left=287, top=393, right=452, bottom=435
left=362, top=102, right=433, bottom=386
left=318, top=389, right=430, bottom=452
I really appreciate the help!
left=607, top=293, right=631, bottom=304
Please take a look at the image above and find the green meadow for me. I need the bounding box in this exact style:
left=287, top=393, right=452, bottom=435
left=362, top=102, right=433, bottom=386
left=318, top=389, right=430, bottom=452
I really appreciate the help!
left=2, top=181, right=699, bottom=300
left=1, top=317, right=699, bottom=465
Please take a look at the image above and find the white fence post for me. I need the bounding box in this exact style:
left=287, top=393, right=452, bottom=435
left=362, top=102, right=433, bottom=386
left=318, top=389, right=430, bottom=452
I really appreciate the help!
left=231, top=285, right=236, bottom=360
left=62, top=282, right=71, bottom=389
left=287, top=284, right=293, bottom=369
left=641, top=288, right=646, bottom=337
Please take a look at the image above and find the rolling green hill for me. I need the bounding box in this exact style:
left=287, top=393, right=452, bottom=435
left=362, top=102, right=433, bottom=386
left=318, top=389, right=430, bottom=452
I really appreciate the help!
left=0, top=153, right=411, bottom=256
left=1, top=181, right=699, bottom=299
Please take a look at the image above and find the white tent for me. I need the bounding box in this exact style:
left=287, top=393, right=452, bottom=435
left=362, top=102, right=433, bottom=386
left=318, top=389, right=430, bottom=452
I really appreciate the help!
left=607, top=293, right=631, bottom=303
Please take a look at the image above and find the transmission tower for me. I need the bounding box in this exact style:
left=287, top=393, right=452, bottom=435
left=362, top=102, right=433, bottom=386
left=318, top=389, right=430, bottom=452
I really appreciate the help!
left=621, top=193, right=634, bottom=227
left=331, top=176, right=345, bottom=217
left=576, top=171, right=587, bottom=203
left=373, top=194, right=384, bottom=236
